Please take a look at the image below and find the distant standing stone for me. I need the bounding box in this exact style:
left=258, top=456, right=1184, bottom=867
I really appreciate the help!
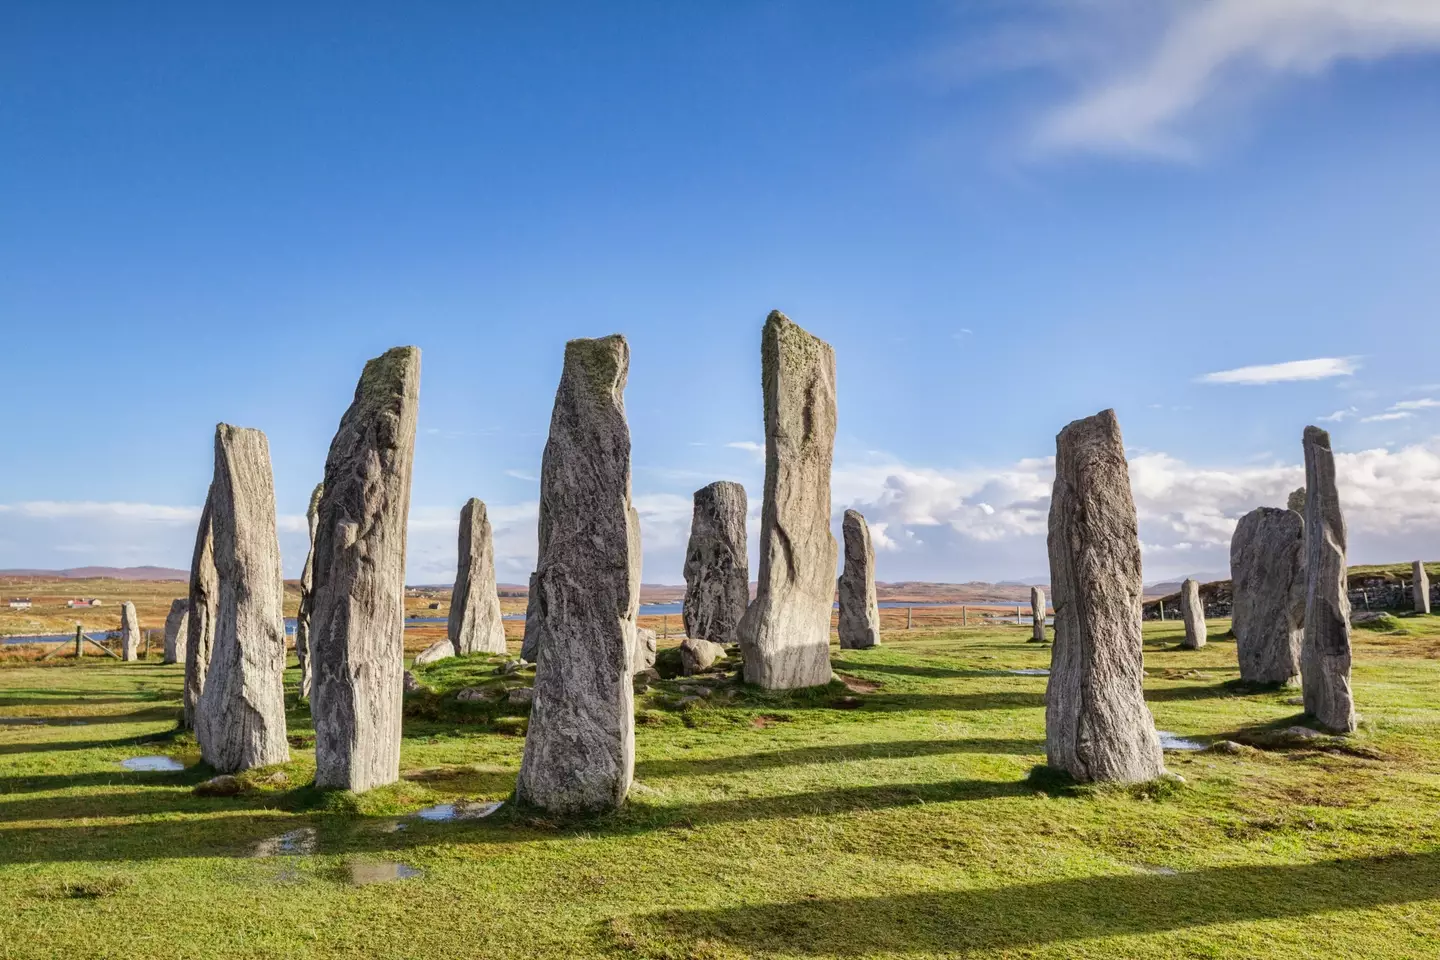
left=183, top=494, right=217, bottom=731
left=837, top=510, right=881, bottom=650
left=738, top=311, right=838, bottom=689
left=1300, top=426, right=1356, bottom=733
left=448, top=498, right=507, bottom=655
left=1045, top=410, right=1164, bottom=783
left=682, top=481, right=749, bottom=647
left=162, top=598, right=189, bottom=665
left=520, top=571, right=542, bottom=663
left=1179, top=578, right=1207, bottom=650
left=310, top=347, right=421, bottom=793
left=120, top=601, right=141, bottom=661
left=1030, top=587, right=1046, bottom=643
left=413, top=638, right=455, bottom=665
left=295, top=482, right=324, bottom=699
left=516, top=335, right=640, bottom=814
left=1413, top=561, right=1431, bottom=615
left=195, top=424, right=290, bottom=774
left=1230, top=507, right=1305, bottom=686
left=1287, top=488, right=1307, bottom=514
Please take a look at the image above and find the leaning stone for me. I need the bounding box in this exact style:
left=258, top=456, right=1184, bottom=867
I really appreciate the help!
left=1030, top=586, right=1046, bottom=643
left=682, top=481, right=750, bottom=646
left=295, top=482, right=324, bottom=700
left=1179, top=578, right=1207, bottom=650
left=519, top=572, right=542, bottom=663
left=516, top=335, right=640, bottom=814
left=837, top=510, right=881, bottom=650
left=183, top=494, right=217, bottom=731
left=1300, top=426, right=1356, bottom=733
left=680, top=637, right=727, bottom=675
left=1413, top=561, right=1431, bottom=615
left=120, top=601, right=141, bottom=661
left=195, top=424, right=290, bottom=774
left=162, top=599, right=188, bottom=665
left=633, top=626, right=657, bottom=674
left=738, top=311, right=838, bottom=689
left=448, top=499, right=508, bottom=655
left=310, top=347, right=421, bottom=793
left=413, top=638, right=455, bottom=666
left=1045, top=409, right=1164, bottom=784
left=1230, top=507, right=1305, bottom=685
left=193, top=775, right=243, bottom=798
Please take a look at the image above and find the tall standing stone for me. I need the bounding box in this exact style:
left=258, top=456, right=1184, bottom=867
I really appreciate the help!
left=837, top=510, right=881, bottom=650
left=517, top=335, right=640, bottom=813
left=310, top=347, right=421, bottom=793
left=1045, top=410, right=1164, bottom=784
left=1179, top=578, right=1207, bottom=650
left=448, top=499, right=507, bottom=655
left=162, top=599, right=189, bottom=665
left=295, top=482, right=324, bottom=699
left=119, top=601, right=141, bottom=661
left=183, top=495, right=217, bottom=731
left=1301, top=426, right=1355, bottom=733
left=738, top=311, right=838, bottom=689
left=1413, top=561, right=1431, bottom=615
left=1230, top=506, right=1305, bottom=685
left=1030, top=586, right=1046, bottom=643
left=682, top=481, right=749, bottom=647
left=195, top=424, right=290, bottom=773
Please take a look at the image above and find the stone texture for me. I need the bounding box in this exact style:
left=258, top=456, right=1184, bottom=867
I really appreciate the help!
left=1287, top=487, right=1307, bottom=514
left=1045, top=409, right=1164, bottom=784
left=1414, top=561, right=1431, bottom=615
left=162, top=599, right=189, bottom=665
left=295, top=482, right=323, bottom=699
left=516, top=335, right=640, bottom=814
left=120, top=601, right=141, bottom=661
left=633, top=626, right=657, bottom=674
left=738, top=311, right=838, bottom=689
left=1030, top=587, right=1046, bottom=643
left=448, top=498, right=507, bottom=655
left=195, top=424, right=290, bottom=774
left=681, top=637, right=727, bottom=675
left=310, top=347, right=421, bottom=793
left=682, top=481, right=749, bottom=646
left=1230, top=506, right=1305, bottom=686
left=1300, top=426, right=1356, bottom=733
left=413, top=638, right=455, bottom=665
left=520, top=572, right=542, bottom=662
left=183, top=495, right=217, bottom=731
left=1179, top=578, right=1207, bottom=650
left=837, top=510, right=881, bottom=650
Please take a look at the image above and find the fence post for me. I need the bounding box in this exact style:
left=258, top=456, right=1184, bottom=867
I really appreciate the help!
left=662, top=615, right=668, bottom=639
left=75, top=623, right=84, bottom=658
left=961, top=605, right=967, bottom=627
left=906, top=607, right=913, bottom=630
left=143, top=629, right=151, bottom=660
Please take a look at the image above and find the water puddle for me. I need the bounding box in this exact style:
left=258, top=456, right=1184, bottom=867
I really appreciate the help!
left=347, top=861, right=423, bottom=885
left=252, top=828, right=318, bottom=857
left=120, top=755, right=185, bottom=772
left=1006, top=668, right=1050, bottom=676
left=0, top=717, right=45, bottom=726
left=415, top=800, right=503, bottom=822
left=1156, top=730, right=1205, bottom=752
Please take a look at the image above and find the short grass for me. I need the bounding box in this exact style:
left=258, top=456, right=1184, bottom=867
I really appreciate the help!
left=3, top=619, right=1440, bottom=959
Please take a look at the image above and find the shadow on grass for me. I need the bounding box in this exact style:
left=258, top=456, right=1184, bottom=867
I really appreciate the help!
left=635, top=737, right=1045, bottom=778
left=1144, top=681, right=1255, bottom=703
left=0, top=729, right=174, bottom=756
left=830, top=659, right=1011, bottom=680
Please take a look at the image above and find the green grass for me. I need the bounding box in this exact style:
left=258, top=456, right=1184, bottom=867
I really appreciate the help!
left=3, top=619, right=1440, bottom=958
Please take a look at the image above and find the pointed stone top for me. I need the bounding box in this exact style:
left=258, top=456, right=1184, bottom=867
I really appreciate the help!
left=844, top=508, right=866, bottom=524
left=462, top=497, right=488, bottom=524
left=356, top=346, right=420, bottom=401
left=1304, top=425, right=1331, bottom=448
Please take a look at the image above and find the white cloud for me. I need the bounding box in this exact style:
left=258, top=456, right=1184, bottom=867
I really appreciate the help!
left=1391, top=398, right=1440, bottom=411
left=0, top=501, right=201, bottom=523
left=1199, top=357, right=1357, bottom=385
left=504, top=469, right=539, bottom=482
left=1361, top=411, right=1413, bottom=423
left=726, top=441, right=763, bottom=453
left=1318, top=407, right=1357, bottom=422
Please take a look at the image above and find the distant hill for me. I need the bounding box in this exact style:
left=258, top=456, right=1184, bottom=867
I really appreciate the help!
left=0, top=566, right=188, bottom=581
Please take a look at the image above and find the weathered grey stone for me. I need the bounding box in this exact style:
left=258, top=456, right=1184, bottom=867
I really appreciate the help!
left=520, top=572, right=542, bottom=662
left=837, top=510, right=881, bottom=650
left=413, top=638, right=455, bottom=665
left=120, top=601, right=141, bottom=661
left=516, top=335, right=639, bottom=814
left=448, top=499, right=507, bottom=655
left=738, top=311, right=838, bottom=689
left=183, top=494, right=217, bottom=731
left=682, top=481, right=749, bottom=647
left=457, top=685, right=506, bottom=703
left=195, top=424, right=290, bottom=774
left=295, top=482, right=323, bottom=700
left=1030, top=587, right=1046, bottom=643
left=1287, top=487, right=1307, bottom=514
left=402, top=670, right=423, bottom=694
left=1300, top=426, right=1356, bottom=733
left=633, top=626, right=657, bottom=674
left=1179, top=578, right=1206, bottom=650
left=1230, top=506, right=1305, bottom=685
left=310, top=346, right=421, bottom=793
left=1413, top=561, right=1431, bottom=615
left=680, top=637, right=727, bottom=675
left=162, top=599, right=188, bottom=665
left=1045, top=409, right=1164, bottom=784
left=507, top=687, right=535, bottom=707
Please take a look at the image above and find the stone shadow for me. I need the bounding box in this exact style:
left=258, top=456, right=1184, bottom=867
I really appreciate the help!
left=635, top=738, right=1044, bottom=779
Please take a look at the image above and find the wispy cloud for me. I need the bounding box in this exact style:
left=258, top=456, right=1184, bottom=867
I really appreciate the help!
left=1318, top=407, right=1358, bottom=422
left=1199, top=357, right=1357, bottom=385
left=1391, top=398, right=1440, bottom=411
left=1361, top=411, right=1413, bottom=423
left=504, top=469, right=539, bottom=482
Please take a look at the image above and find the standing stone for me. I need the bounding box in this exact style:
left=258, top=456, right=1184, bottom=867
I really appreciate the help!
left=119, top=602, right=141, bottom=661
left=1413, top=561, right=1431, bottom=615
left=837, top=510, right=881, bottom=650
left=520, top=572, right=542, bottom=662
left=448, top=499, right=508, bottom=655
left=162, top=599, right=189, bottom=665
left=195, top=425, right=290, bottom=774
left=295, top=482, right=324, bottom=699
left=1287, top=488, right=1307, bottom=514
left=633, top=626, right=657, bottom=674
left=1030, top=587, right=1046, bottom=643
left=1045, top=410, right=1164, bottom=784
left=516, top=335, right=640, bottom=814
left=738, top=311, right=838, bottom=689
left=1179, top=579, right=1207, bottom=650
left=183, top=495, right=217, bottom=731
left=1230, top=506, right=1305, bottom=685
left=310, top=347, right=421, bottom=793
left=682, top=481, right=749, bottom=647
left=1301, top=426, right=1356, bottom=733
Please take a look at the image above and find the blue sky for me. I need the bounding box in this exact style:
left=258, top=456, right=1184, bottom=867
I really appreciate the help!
left=3, top=0, right=1440, bottom=585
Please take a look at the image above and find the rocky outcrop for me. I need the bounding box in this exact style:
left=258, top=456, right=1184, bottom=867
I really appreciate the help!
left=1414, top=561, right=1431, bottom=615
left=1230, top=506, right=1305, bottom=685
left=310, top=347, right=421, bottom=793
left=120, top=601, right=141, bottom=661
left=1030, top=586, right=1046, bottom=643
left=837, top=510, right=881, bottom=650
left=295, top=482, right=323, bottom=699
left=162, top=599, right=189, bottom=665
left=183, top=495, right=217, bottom=731
left=1300, top=426, right=1356, bottom=733
left=1045, top=409, right=1164, bottom=784
left=1179, top=578, right=1206, bottom=650
left=449, top=498, right=508, bottom=655
left=516, top=335, right=640, bottom=814
left=682, top=481, right=749, bottom=647
left=738, top=312, right=838, bottom=689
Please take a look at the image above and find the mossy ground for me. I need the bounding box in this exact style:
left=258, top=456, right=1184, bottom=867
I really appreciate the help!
left=3, top=618, right=1440, bottom=958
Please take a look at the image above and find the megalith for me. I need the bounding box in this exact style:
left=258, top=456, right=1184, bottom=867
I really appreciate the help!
left=162, top=598, right=189, bottom=665
left=516, top=335, right=640, bottom=814
left=520, top=571, right=542, bottom=662
left=1179, top=578, right=1206, bottom=650
left=183, top=495, right=217, bottom=731
left=682, top=481, right=749, bottom=647
left=295, top=482, right=323, bottom=699
left=1230, top=506, right=1305, bottom=685
left=310, top=347, right=421, bottom=793
left=195, top=424, right=290, bottom=774
left=120, top=601, right=141, bottom=661
left=1300, top=426, right=1356, bottom=732
left=1414, top=561, right=1431, bottom=615
left=1030, top=586, right=1046, bottom=643
left=1045, top=409, right=1164, bottom=783
left=737, top=311, right=838, bottom=689
left=448, top=498, right=507, bottom=655
left=633, top=626, right=657, bottom=674
left=837, top=509, right=881, bottom=650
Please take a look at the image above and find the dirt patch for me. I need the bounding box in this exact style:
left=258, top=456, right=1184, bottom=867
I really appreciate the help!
left=837, top=674, right=881, bottom=693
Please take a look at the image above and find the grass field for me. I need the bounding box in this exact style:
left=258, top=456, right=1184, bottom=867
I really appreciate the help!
left=2, top=618, right=1440, bottom=958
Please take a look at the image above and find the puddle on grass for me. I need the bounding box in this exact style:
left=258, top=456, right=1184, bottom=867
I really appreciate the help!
left=0, top=717, right=46, bottom=726
left=120, top=755, right=185, bottom=772
left=1006, top=668, right=1050, bottom=676
left=414, top=800, right=503, bottom=822
left=347, top=861, right=423, bottom=885
left=1156, top=731, right=1205, bottom=752
left=251, top=828, right=318, bottom=857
